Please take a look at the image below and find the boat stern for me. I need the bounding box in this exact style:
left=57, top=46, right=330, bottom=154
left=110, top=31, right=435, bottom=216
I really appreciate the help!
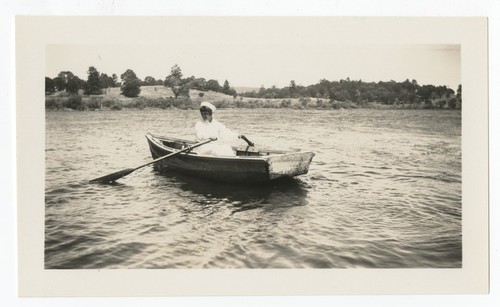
left=265, top=151, right=315, bottom=179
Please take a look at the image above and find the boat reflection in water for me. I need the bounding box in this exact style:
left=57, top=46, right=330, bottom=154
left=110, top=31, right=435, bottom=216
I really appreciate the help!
left=152, top=166, right=310, bottom=215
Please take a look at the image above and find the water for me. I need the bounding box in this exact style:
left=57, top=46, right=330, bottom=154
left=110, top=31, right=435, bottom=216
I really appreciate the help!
left=45, top=108, right=461, bottom=268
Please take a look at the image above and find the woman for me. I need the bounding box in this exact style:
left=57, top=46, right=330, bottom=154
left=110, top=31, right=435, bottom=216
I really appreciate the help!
left=194, top=101, right=245, bottom=156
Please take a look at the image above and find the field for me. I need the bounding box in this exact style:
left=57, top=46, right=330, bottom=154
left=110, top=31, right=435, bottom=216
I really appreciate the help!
left=46, top=86, right=346, bottom=110
left=97, top=86, right=336, bottom=109
left=46, top=85, right=451, bottom=111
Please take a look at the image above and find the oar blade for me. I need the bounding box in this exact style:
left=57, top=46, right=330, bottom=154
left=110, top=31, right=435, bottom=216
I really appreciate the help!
left=89, top=138, right=213, bottom=184
left=89, top=168, right=135, bottom=184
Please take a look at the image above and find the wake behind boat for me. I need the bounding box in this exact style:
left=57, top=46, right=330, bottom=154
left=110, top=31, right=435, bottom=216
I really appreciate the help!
left=146, top=133, right=315, bottom=183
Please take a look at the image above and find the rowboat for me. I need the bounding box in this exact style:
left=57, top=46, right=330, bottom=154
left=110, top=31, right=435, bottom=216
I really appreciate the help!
left=145, top=133, right=315, bottom=183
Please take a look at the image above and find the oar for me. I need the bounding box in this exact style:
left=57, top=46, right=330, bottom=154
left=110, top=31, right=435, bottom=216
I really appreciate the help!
left=89, top=139, right=213, bottom=183
left=237, top=135, right=260, bottom=155
left=239, top=135, right=254, bottom=147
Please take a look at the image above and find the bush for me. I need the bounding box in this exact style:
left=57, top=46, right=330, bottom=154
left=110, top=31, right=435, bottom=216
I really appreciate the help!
left=45, top=97, right=63, bottom=110
left=63, top=95, right=84, bottom=110
left=170, top=97, right=197, bottom=109
left=121, top=79, right=141, bottom=97
left=261, top=100, right=277, bottom=108
left=131, top=99, right=146, bottom=109
left=102, top=98, right=117, bottom=108
left=149, top=98, right=172, bottom=109
left=280, top=99, right=292, bottom=108
left=448, top=98, right=457, bottom=109
left=183, top=99, right=198, bottom=110
left=299, top=97, right=311, bottom=108
left=86, top=97, right=101, bottom=109
left=235, top=99, right=251, bottom=108
left=123, top=97, right=198, bottom=110
left=120, top=69, right=141, bottom=97
left=54, top=91, right=70, bottom=97
left=330, top=101, right=356, bottom=109
left=212, top=100, right=232, bottom=109
left=422, top=101, right=434, bottom=109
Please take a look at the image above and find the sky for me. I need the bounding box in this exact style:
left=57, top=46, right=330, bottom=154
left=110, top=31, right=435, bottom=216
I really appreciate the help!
left=46, top=19, right=461, bottom=91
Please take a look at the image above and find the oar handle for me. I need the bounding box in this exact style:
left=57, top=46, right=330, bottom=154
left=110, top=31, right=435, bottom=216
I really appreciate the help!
left=240, top=135, right=254, bottom=147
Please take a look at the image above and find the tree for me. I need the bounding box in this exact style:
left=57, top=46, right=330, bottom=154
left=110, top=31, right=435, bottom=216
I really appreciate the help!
left=178, top=84, right=191, bottom=97
left=170, top=64, right=183, bottom=79
left=335, top=89, right=352, bottom=102
left=143, top=76, right=157, bottom=86
left=84, top=66, right=101, bottom=95
left=229, top=88, right=238, bottom=98
left=66, top=76, right=81, bottom=94
left=191, top=78, right=207, bottom=90
left=289, top=80, right=297, bottom=97
left=184, top=75, right=195, bottom=87
left=401, top=79, right=418, bottom=103
left=417, top=84, right=436, bottom=104
left=120, top=69, right=141, bottom=97
left=45, top=77, right=55, bottom=94
left=112, top=74, right=118, bottom=87
left=99, top=73, right=114, bottom=89
left=456, top=84, right=462, bottom=109
left=258, top=85, right=266, bottom=97
left=318, top=79, right=332, bottom=99
left=164, top=64, right=189, bottom=98
left=52, top=77, right=64, bottom=91
left=54, top=71, right=76, bottom=92
left=206, top=79, right=222, bottom=92
left=223, top=80, right=231, bottom=95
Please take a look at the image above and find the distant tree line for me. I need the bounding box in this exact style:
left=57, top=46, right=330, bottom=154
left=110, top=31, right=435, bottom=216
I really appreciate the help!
left=45, top=65, right=461, bottom=109
left=46, top=69, right=120, bottom=95
left=241, top=78, right=461, bottom=109
left=45, top=64, right=238, bottom=99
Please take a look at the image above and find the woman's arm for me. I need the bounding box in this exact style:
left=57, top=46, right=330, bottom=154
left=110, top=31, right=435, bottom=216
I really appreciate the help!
left=217, top=121, right=239, bottom=141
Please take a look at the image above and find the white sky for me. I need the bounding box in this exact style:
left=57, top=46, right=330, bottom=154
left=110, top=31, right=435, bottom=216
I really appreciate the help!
left=45, top=17, right=461, bottom=90
left=46, top=44, right=460, bottom=90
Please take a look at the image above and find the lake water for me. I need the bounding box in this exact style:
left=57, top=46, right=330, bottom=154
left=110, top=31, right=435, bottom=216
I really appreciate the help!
left=45, top=108, right=461, bottom=268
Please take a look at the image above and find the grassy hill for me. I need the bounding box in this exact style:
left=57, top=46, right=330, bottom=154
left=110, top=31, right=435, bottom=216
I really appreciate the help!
left=88, top=86, right=244, bottom=105
left=46, top=85, right=339, bottom=110
left=47, top=85, right=449, bottom=110
left=232, top=86, right=260, bottom=93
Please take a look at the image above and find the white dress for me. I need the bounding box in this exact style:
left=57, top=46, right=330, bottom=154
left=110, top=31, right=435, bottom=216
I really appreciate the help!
left=194, top=119, right=239, bottom=156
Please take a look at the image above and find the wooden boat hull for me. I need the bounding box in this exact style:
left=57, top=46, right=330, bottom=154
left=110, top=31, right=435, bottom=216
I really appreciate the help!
left=145, top=133, right=314, bottom=183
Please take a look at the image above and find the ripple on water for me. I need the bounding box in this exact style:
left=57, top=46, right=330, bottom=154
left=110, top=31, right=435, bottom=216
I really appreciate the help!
left=44, top=109, right=462, bottom=269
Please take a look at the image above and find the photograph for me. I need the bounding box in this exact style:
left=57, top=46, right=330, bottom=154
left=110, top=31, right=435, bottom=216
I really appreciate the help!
left=44, top=42, right=462, bottom=269
left=15, top=16, right=489, bottom=296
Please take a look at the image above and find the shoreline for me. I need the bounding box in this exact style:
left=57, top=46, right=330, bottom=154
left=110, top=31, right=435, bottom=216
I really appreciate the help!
left=45, top=104, right=462, bottom=112
left=45, top=85, right=461, bottom=111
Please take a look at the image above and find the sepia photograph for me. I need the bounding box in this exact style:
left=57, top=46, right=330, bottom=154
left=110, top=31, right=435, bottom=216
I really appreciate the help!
left=15, top=15, right=489, bottom=297
left=44, top=42, right=462, bottom=269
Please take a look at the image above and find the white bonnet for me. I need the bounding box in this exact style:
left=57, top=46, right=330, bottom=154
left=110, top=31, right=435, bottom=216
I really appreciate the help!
left=200, top=101, right=216, bottom=112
